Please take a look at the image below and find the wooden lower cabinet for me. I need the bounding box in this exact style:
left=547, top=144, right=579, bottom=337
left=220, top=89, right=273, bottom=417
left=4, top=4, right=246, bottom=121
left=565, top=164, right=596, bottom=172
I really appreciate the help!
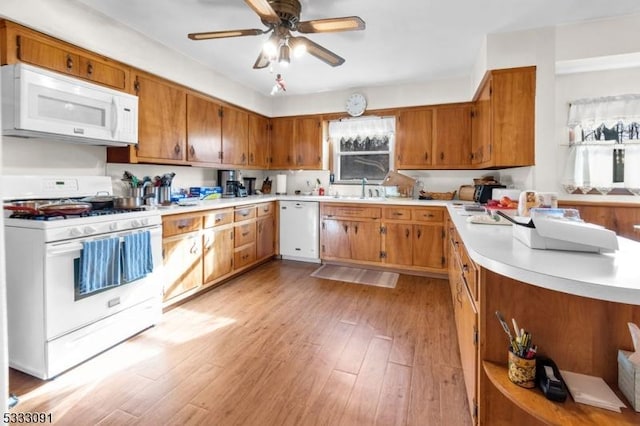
left=162, top=202, right=276, bottom=306
left=320, top=203, right=447, bottom=275
left=162, top=212, right=203, bottom=303
left=448, top=223, right=478, bottom=422
left=203, top=227, right=233, bottom=284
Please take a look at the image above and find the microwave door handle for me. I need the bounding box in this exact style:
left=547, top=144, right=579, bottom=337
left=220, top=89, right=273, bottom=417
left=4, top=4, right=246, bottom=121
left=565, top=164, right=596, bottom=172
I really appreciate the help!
left=111, top=96, right=119, bottom=138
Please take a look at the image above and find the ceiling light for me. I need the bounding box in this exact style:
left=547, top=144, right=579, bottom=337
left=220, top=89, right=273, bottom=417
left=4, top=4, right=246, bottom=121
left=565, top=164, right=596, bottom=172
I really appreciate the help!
left=290, top=39, right=306, bottom=58
left=263, top=32, right=279, bottom=58
left=278, top=43, right=291, bottom=67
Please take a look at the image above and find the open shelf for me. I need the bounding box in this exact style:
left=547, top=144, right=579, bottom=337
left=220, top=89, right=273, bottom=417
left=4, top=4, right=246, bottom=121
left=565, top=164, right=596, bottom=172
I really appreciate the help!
left=483, top=361, right=640, bottom=425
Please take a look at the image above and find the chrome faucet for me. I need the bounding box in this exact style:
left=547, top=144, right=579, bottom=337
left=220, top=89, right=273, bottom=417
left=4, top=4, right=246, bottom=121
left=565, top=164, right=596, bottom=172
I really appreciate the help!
left=361, top=177, right=368, bottom=198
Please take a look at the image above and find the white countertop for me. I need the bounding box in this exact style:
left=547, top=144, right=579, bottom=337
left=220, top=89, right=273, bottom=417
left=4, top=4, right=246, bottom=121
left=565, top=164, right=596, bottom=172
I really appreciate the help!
left=447, top=205, right=640, bottom=305
left=152, top=194, right=452, bottom=215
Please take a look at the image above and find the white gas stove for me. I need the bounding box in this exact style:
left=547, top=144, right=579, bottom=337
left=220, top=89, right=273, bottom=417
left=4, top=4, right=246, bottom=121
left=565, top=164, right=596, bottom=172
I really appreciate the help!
left=3, top=175, right=163, bottom=379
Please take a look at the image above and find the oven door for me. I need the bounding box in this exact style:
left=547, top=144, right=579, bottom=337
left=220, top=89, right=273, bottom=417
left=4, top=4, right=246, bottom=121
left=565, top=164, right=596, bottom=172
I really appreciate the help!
left=44, top=225, right=162, bottom=340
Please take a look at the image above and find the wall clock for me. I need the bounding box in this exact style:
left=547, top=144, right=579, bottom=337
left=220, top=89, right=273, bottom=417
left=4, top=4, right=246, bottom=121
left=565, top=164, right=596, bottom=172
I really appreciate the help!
left=345, top=93, right=367, bottom=117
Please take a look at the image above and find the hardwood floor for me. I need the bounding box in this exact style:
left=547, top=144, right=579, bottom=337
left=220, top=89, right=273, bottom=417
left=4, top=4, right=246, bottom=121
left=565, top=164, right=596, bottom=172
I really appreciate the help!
left=9, top=260, right=472, bottom=426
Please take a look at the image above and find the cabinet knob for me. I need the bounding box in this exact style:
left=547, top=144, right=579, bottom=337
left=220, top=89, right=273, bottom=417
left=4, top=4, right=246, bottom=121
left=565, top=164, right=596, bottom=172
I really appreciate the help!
left=190, top=145, right=195, bottom=157
left=405, top=229, right=410, bottom=238
left=424, top=152, right=429, bottom=160
left=66, top=54, right=74, bottom=71
left=174, top=144, right=181, bottom=155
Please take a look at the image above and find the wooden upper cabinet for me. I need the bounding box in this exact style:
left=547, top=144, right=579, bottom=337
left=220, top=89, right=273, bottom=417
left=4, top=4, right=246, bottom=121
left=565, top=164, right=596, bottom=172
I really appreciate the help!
left=222, top=107, right=249, bottom=166
left=134, top=72, right=187, bottom=162
left=248, top=114, right=270, bottom=168
left=432, top=103, right=472, bottom=167
left=270, top=117, right=295, bottom=169
left=396, top=108, right=433, bottom=169
left=471, top=81, right=492, bottom=165
left=1, top=21, right=129, bottom=91
left=295, top=116, right=322, bottom=169
left=186, top=93, right=222, bottom=165
left=472, top=66, right=536, bottom=168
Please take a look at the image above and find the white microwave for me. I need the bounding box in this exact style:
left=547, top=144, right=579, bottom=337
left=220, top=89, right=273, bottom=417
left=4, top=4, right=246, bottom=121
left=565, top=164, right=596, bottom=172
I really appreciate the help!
left=1, top=63, right=138, bottom=146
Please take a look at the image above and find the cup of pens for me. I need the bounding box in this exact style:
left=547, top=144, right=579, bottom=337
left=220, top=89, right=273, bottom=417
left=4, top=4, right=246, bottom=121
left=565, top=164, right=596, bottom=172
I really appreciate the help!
left=496, top=311, right=537, bottom=388
left=508, top=349, right=536, bottom=388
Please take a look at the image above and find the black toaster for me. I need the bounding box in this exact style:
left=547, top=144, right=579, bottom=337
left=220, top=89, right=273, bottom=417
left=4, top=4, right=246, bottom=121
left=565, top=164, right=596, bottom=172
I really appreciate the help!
left=473, top=184, right=506, bottom=203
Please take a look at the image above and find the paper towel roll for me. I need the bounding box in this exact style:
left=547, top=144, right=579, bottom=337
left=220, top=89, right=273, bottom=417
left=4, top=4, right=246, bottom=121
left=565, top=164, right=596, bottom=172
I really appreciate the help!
left=276, top=174, right=287, bottom=195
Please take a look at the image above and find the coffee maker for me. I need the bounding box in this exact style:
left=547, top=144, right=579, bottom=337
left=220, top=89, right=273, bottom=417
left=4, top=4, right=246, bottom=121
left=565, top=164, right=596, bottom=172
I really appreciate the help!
left=218, top=169, right=239, bottom=198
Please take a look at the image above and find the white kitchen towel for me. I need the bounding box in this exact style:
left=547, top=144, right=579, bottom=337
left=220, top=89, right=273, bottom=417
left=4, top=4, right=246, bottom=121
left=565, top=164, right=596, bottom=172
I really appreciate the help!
left=122, top=231, right=153, bottom=283
left=79, top=237, right=121, bottom=295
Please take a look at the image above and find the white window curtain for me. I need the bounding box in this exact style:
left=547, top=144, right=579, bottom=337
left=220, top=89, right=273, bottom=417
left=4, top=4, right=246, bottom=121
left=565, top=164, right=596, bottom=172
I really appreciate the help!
left=328, top=116, right=395, bottom=140
left=564, top=95, right=640, bottom=194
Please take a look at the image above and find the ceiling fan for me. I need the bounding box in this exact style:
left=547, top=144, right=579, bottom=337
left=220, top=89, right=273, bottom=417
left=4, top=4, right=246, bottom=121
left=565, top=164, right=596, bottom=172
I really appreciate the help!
left=187, top=0, right=365, bottom=68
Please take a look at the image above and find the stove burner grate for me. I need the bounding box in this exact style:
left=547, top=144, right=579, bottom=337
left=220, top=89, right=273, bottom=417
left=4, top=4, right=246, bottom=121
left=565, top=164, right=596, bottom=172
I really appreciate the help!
left=9, top=207, right=147, bottom=220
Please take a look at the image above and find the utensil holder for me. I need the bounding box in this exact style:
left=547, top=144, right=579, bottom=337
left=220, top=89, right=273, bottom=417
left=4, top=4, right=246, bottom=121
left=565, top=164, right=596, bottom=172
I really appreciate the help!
left=129, top=187, right=143, bottom=198
left=159, top=187, right=172, bottom=206
left=144, top=186, right=158, bottom=206
left=508, top=350, right=536, bottom=388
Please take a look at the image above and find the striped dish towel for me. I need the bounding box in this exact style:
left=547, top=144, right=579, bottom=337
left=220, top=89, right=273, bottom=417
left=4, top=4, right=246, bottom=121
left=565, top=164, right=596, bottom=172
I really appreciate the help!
left=79, top=237, right=121, bottom=295
left=122, top=231, right=154, bottom=283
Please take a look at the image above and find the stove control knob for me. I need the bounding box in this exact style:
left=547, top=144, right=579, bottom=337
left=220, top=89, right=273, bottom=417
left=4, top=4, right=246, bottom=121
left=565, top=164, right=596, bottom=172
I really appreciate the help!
left=131, top=220, right=141, bottom=228
left=83, top=226, right=97, bottom=235
left=70, top=228, right=83, bottom=237
left=141, top=218, right=150, bottom=226
left=109, top=222, right=119, bottom=231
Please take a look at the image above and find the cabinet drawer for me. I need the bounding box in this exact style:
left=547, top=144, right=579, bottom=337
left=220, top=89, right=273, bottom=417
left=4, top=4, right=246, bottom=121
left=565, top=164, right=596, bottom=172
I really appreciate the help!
left=413, top=208, right=444, bottom=222
left=234, top=206, right=257, bottom=222
left=460, top=247, right=478, bottom=301
left=234, top=244, right=256, bottom=269
left=234, top=222, right=256, bottom=248
left=383, top=207, right=413, bottom=221
left=322, top=204, right=381, bottom=219
left=256, top=202, right=274, bottom=217
left=163, top=213, right=202, bottom=237
left=203, top=208, right=233, bottom=228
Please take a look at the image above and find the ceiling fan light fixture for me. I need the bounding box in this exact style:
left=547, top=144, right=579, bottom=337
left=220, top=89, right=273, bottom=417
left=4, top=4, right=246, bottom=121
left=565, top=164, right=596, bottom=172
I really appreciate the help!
left=278, top=43, right=291, bottom=66
left=263, top=32, right=279, bottom=57
left=290, top=39, right=306, bottom=58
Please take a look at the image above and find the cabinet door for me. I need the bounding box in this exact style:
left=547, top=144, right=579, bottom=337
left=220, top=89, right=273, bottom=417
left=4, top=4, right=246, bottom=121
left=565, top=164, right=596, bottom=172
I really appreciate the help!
left=162, top=233, right=202, bottom=301
left=256, top=215, right=275, bottom=259
left=270, top=117, right=294, bottom=169
left=78, top=56, right=128, bottom=91
left=186, top=94, right=222, bottom=164
left=234, top=222, right=256, bottom=248
left=222, top=107, right=249, bottom=166
left=16, top=33, right=78, bottom=76
left=413, top=224, right=445, bottom=270
left=491, top=67, right=536, bottom=167
left=458, top=277, right=478, bottom=420
left=433, top=104, right=472, bottom=166
left=135, top=73, right=187, bottom=162
left=248, top=114, right=270, bottom=168
left=203, top=227, right=233, bottom=284
left=384, top=222, right=413, bottom=266
left=471, top=80, right=492, bottom=165
left=396, top=108, right=433, bottom=169
left=295, top=117, right=322, bottom=169
left=321, top=219, right=351, bottom=260
left=349, top=220, right=381, bottom=262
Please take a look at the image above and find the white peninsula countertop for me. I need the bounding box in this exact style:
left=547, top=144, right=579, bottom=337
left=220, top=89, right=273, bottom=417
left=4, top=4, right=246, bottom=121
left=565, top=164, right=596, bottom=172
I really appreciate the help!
left=447, top=204, right=640, bottom=306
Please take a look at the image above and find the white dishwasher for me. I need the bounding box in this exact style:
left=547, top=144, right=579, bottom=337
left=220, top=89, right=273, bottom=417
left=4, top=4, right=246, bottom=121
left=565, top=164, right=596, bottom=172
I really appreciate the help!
left=279, top=200, right=320, bottom=263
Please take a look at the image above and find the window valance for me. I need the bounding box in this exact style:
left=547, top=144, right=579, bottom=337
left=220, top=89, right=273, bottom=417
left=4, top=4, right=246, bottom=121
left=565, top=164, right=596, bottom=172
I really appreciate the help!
left=328, top=116, right=395, bottom=140
left=568, top=95, right=640, bottom=143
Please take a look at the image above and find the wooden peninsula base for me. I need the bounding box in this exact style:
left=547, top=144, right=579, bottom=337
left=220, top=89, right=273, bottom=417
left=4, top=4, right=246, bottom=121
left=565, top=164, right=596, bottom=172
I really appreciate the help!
left=446, top=204, right=640, bottom=425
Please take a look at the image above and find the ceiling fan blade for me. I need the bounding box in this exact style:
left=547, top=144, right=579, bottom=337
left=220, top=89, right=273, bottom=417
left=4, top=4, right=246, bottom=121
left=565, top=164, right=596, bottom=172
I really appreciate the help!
left=291, top=36, right=345, bottom=67
left=253, top=51, right=271, bottom=69
left=188, top=28, right=264, bottom=40
left=244, top=0, right=281, bottom=25
left=297, top=16, right=365, bottom=33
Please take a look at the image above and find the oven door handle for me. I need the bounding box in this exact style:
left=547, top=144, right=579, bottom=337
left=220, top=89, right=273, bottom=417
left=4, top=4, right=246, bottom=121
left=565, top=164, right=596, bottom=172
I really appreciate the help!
left=47, top=243, right=85, bottom=256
